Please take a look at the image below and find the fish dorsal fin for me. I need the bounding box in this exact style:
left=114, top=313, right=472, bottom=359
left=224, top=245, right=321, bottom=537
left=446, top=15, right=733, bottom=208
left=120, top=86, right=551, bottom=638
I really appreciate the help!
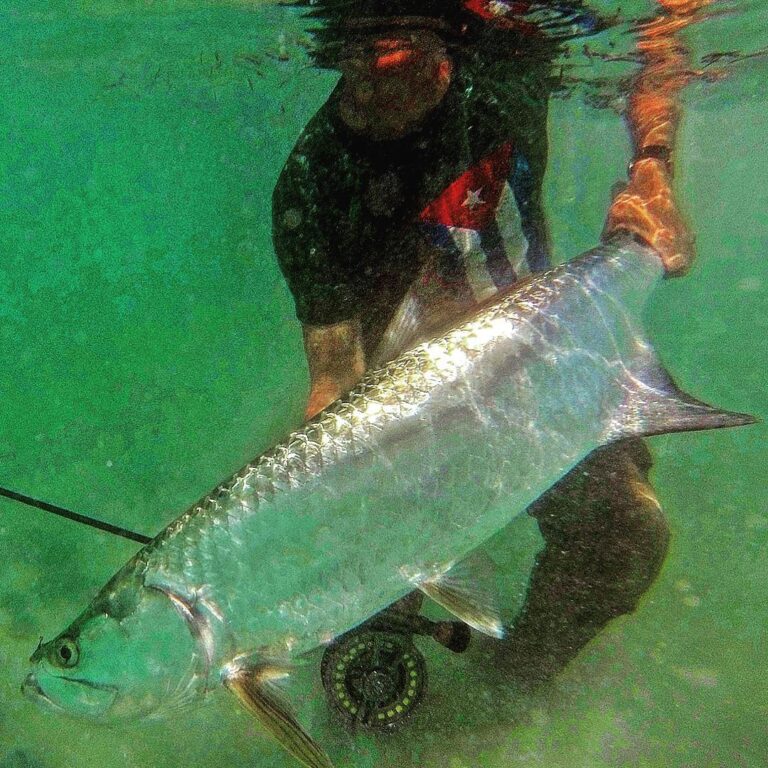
left=372, top=291, right=478, bottom=368
left=405, top=551, right=505, bottom=639
left=370, top=272, right=483, bottom=367
left=224, top=663, right=333, bottom=768
left=371, top=290, right=430, bottom=367
left=607, top=340, right=757, bottom=441
left=370, top=255, right=538, bottom=367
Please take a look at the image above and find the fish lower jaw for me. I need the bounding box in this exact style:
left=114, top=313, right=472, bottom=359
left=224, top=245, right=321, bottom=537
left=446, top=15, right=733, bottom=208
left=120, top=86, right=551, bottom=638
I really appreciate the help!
left=22, top=673, right=63, bottom=713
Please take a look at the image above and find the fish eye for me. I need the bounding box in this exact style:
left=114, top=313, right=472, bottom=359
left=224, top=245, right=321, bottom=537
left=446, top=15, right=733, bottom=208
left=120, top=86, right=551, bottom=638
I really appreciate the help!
left=51, top=637, right=80, bottom=668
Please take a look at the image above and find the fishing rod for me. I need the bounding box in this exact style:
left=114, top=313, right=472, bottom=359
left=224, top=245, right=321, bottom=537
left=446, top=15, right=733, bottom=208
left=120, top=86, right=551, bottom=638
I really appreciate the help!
left=0, top=485, right=152, bottom=545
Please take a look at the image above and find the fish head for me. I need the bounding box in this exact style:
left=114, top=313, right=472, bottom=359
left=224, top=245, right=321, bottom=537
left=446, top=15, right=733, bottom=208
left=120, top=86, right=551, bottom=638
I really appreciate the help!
left=24, top=579, right=206, bottom=721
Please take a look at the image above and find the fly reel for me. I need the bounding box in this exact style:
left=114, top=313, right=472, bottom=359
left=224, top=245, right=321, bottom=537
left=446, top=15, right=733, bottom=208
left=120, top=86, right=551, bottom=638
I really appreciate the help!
left=320, top=593, right=470, bottom=731
left=321, top=629, right=426, bottom=730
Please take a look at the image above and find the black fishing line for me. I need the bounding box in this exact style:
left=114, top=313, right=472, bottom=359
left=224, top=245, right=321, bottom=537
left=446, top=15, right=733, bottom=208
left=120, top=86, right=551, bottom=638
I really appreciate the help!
left=0, top=485, right=152, bottom=544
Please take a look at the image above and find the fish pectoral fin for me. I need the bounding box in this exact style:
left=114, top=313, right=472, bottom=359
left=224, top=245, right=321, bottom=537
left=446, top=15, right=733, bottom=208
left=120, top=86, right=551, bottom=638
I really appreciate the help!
left=224, top=664, right=333, bottom=768
left=409, top=551, right=505, bottom=639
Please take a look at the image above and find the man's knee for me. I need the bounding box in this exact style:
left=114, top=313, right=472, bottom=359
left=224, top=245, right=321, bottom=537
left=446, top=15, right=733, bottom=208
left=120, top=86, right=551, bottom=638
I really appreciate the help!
left=600, top=488, right=670, bottom=617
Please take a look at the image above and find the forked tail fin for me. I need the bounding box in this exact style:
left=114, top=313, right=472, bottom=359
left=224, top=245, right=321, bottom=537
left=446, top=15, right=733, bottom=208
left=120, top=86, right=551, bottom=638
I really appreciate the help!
left=605, top=340, right=757, bottom=441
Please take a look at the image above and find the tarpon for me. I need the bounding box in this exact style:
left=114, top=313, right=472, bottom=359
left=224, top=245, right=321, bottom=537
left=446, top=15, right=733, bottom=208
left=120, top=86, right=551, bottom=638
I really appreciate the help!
left=23, top=240, right=754, bottom=768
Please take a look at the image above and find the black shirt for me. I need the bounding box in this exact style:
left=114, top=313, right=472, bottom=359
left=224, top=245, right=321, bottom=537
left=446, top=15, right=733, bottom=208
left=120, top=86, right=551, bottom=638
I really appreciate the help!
left=273, top=52, right=553, bottom=352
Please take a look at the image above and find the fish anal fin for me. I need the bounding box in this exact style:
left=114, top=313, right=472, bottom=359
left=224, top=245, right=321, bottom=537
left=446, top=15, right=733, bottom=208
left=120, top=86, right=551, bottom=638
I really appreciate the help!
left=608, top=341, right=757, bottom=441
left=224, top=664, right=333, bottom=768
left=406, top=551, right=505, bottom=639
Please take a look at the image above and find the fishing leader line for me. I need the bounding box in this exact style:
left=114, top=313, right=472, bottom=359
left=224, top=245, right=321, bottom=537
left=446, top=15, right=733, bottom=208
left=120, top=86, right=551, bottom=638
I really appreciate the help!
left=0, top=484, right=152, bottom=544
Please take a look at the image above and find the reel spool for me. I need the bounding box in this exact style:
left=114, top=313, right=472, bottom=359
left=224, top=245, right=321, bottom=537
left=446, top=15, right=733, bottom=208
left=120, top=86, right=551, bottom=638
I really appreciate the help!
left=320, top=629, right=427, bottom=731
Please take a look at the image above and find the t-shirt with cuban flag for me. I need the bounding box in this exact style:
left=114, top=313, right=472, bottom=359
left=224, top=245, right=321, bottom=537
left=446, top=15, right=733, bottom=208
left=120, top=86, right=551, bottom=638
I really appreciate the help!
left=273, top=37, right=554, bottom=354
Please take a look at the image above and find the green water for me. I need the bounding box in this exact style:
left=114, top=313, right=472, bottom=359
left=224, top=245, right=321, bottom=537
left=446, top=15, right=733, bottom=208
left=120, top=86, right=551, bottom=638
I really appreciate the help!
left=0, top=2, right=765, bottom=766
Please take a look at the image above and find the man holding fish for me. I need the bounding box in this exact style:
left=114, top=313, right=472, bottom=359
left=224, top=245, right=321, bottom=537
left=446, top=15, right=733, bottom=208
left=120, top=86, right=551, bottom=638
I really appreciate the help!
left=273, top=0, right=702, bottom=690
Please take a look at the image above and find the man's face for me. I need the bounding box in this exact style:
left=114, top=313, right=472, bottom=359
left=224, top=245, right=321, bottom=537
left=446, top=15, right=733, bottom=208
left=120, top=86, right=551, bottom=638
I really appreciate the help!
left=338, top=29, right=453, bottom=141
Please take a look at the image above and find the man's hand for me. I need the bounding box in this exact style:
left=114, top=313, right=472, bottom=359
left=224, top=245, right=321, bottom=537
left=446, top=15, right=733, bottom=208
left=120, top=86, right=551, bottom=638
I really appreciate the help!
left=603, top=157, right=695, bottom=276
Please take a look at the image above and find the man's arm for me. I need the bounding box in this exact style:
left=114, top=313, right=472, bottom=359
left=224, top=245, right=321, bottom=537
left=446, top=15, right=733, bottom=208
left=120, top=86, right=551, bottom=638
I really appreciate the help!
left=272, top=110, right=368, bottom=419
left=603, top=0, right=712, bottom=275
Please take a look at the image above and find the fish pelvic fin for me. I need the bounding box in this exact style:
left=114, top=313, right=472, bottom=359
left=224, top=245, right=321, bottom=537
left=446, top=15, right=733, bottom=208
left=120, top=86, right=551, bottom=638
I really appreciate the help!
left=223, top=663, right=333, bottom=768
left=605, top=341, right=758, bottom=442
left=406, top=551, right=505, bottom=639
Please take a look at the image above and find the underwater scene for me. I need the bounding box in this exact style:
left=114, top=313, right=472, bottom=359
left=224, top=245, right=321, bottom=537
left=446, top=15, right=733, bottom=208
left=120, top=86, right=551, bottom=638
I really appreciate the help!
left=1, top=1, right=766, bottom=767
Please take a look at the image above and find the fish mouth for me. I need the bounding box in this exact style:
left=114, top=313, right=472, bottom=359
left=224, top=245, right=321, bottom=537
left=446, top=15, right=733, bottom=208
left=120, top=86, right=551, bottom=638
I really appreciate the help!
left=22, top=671, right=118, bottom=717
left=22, top=672, right=62, bottom=712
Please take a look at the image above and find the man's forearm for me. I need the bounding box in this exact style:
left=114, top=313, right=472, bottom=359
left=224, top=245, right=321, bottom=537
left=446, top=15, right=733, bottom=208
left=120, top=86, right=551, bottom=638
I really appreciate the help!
left=603, top=1, right=711, bottom=275
left=627, top=2, right=712, bottom=160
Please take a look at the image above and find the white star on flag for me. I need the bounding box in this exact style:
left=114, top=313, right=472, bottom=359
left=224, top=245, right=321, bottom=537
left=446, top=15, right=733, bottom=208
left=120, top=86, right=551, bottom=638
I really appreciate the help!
left=488, top=0, right=512, bottom=16
left=462, top=188, right=485, bottom=210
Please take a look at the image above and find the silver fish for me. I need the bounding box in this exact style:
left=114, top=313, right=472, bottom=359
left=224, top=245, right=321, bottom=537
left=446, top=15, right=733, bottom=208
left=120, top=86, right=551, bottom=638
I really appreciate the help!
left=23, top=240, right=754, bottom=768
